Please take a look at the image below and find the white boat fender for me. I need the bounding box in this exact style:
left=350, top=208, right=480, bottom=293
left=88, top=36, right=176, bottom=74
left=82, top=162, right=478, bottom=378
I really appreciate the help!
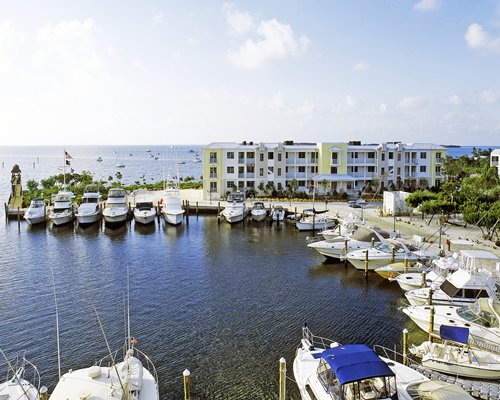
left=88, top=365, right=101, bottom=379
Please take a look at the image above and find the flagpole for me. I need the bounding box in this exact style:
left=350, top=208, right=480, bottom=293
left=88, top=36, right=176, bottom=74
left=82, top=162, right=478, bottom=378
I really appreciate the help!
left=63, top=149, right=66, bottom=188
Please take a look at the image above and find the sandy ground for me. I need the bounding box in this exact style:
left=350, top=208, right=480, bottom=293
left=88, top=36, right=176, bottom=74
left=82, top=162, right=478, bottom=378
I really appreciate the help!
left=133, top=188, right=500, bottom=257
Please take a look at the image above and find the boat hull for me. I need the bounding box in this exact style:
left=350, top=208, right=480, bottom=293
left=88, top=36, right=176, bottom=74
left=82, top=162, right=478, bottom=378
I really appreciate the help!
left=103, top=212, right=128, bottom=226
left=163, top=211, right=184, bottom=225
left=134, top=210, right=156, bottom=225
left=296, top=218, right=335, bottom=231
left=251, top=210, right=267, bottom=221
left=24, top=215, right=46, bottom=225
left=76, top=212, right=101, bottom=226
left=222, top=210, right=248, bottom=224
left=421, top=358, right=500, bottom=379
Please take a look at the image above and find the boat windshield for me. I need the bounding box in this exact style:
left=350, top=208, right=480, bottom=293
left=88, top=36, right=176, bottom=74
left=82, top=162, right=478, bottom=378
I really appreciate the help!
left=342, top=376, right=397, bottom=400
left=136, top=202, right=153, bottom=209
left=374, top=243, right=392, bottom=253
left=227, top=193, right=245, bottom=202
left=83, top=197, right=99, bottom=204
left=457, top=304, right=499, bottom=328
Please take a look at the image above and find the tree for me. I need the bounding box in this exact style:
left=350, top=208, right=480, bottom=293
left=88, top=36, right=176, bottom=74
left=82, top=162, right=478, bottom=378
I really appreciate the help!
left=258, top=181, right=265, bottom=195
left=289, top=179, right=298, bottom=195
left=26, top=179, right=39, bottom=191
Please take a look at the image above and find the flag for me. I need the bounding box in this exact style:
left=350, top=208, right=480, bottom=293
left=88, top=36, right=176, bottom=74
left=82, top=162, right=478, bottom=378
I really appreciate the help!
left=64, top=150, right=72, bottom=160
left=131, top=337, right=138, bottom=345
left=70, top=168, right=75, bottom=174
left=65, top=159, right=71, bottom=166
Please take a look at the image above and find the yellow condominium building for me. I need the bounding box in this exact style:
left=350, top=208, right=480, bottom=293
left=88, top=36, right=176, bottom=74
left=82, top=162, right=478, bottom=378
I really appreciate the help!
left=202, top=140, right=446, bottom=199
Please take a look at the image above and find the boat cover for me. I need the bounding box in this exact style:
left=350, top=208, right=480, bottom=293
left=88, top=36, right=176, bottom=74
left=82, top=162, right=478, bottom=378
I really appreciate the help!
left=439, top=325, right=469, bottom=344
left=415, top=380, right=473, bottom=400
left=321, top=344, right=394, bottom=385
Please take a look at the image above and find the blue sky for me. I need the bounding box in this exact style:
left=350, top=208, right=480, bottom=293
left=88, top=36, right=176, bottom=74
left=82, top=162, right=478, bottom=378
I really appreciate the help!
left=1, top=0, right=499, bottom=145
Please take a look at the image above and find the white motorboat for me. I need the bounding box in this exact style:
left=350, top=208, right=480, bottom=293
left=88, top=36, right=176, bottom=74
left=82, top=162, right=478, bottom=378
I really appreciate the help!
left=75, top=185, right=103, bottom=226
left=346, top=239, right=418, bottom=270
left=293, top=324, right=433, bottom=400
left=403, top=298, right=500, bottom=351
left=250, top=201, right=267, bottom=221
left=270, top=205, right=285, bottom=221
left=375, top=261, right=429, bottom=280
left=49, top=191, right=75, bottom=226
left=162, top=187, right=184, bottom=225
left=308, top=227, right=388, bottom=260
left=410, top=325, right=500, bottom=379
left=0, top=351, right=43, bottom=400
left=296, top=210, right=337, bottom=231
left=24, top=198, right=47, bottom=225
left=193, top=153, right=202, bottom=163
left=221, top=192, right=248, bottom=224
left=103, top=187, right=129, bottom=226
left=134, top=192, right=156, bottom=225
left=320, top=214, right=362, bottom=242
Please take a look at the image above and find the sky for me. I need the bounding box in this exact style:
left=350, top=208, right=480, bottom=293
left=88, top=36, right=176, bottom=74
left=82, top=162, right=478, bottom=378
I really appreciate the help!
left=0, top=0, right=499, bottom=146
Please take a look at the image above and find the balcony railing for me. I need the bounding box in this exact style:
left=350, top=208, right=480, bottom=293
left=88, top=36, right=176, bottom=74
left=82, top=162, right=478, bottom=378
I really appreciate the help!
left=238, top=173, right=244, bottom=178
left=238, top=158, right=245, bottom=164
left=210, top=173, right=217, bottom=178
left=246, top=173, right=255, bottom=178
left=209, top=158, right=217, bottom=164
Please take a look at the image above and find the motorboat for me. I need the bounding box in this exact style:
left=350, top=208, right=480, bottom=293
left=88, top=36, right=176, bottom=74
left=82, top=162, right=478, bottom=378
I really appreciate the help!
left=75, top=185, right=103, bottom=226
left=410, top=325, right=500, bottom=379
left=375, top=252, right=436, bottom=280
left=221, top=192, right=248, bottom=224
left=345, top=239, right=418, bottom=270
left=402, top=298, right=500, bottom=351
left=0, top=351, right=43, bottom=400
left=250, top=201, right=267, bottom=221
left=116, top=163, right=125, bottom=168
left=193, top=153, right=202, bottom=163
left=320, top=214, right=362, bottom=242
left=308, top=227, right=388, bottom=261
left=296, top=210, right=337, bottom=231
left=96, top=156, right=103, bottom=162
left=49, top=191, right=75, bottom=226
left=103, top=187, right=129, bottom=226
left=177, top=161, right=186, bottom=165
left=404, top=380, right=473, bottom=399
left=24, top=198, right=47, bottom=225
left=162, top=187, right=184, bottom=226
left=271, top=205, right=285, bottom=221
left=293, top=324, right=433, bottom=400
left=134, top=192, right=156, bottom=225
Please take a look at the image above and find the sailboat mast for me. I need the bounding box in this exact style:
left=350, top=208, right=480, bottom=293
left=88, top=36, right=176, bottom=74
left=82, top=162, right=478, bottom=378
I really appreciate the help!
left=127, top=267, right=131, bottom=350
left=63, top=149, right=66, bottom=187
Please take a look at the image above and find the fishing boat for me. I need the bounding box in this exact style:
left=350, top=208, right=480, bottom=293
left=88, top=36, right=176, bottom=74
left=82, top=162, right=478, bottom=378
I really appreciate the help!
left=24, top=198, right=47, bottom=225
left=162, top=187, right=184, bottom=226
left=345, top=239, right=418, bottom=270
left=133, top=192, right=156, bottom=225
left=103, top=187, right=129, bottom=226
left=75, top=185, right=103, bottom=226
left=49, top=191, right=75, bottom=226
left=270, top=205, right=285, bottom=221
left=250, top=201, right=267, bottom=221
left=0, top=351, right=44, bottom=400
left=221, top=191, right=248, bottom=224
left=410, top=325, right=500, bottom=379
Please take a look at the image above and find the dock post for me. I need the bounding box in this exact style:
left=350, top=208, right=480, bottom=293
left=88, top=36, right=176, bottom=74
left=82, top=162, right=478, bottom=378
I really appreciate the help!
left=404, top=257, right=408, bottom=272
left=391, top=247, right=395, bottom=263
left=312, top=213, right=315, bottom=233
left=218, top=201, right=220, bottom=214
left=17, top=207, right=20, bottom=225
left=428, top=306, right=435, bottom=342
left=421, top=271, right=426, bottom=288
left=364, top=250, right=369, bottom=280
left=186, top=201, right=190, bottom=224
left=279, top=357, right=286, bottom=400
left=157, top=202, right=161, bottom=223
left=402, top=329, right=408, bottom=366
left=371, top=237, right=375, bottom=248
left=183, top=369, right=190, bottom=400
left=427, top=287, right=433, bottom=306
left=4, top=203, right=7, bottom=221
left=40, top=386, right=48, bottom=400
left=294, top=206, right=297, bottom=219
left=338, top=223, right=341, bottom=235
left=344, top=239, right=348, bottom=268
left=196, top=201, right=199, bottom=218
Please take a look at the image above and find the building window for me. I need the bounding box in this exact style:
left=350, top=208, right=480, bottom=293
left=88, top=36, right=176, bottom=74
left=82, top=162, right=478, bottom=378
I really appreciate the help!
left=268, top=166, right=274, bottom=173
left=210, top=181, right=217, bottom=192
left=247, top=152, right=254, bottom=158
left=420, top=152, right=427, bottom=159
left=381, top=167, right=385, bottom=175
left=210, top=167, right=217, bottom=178
left=259, top=168, right=264, bottom=176
left=298, top=180, right=305, bottom=186
left=268, top=152, right=274, bottom=160
left=247, top=166, right=255, bottom=173
left=331, top=167, right=337, bottom=174
left=298, top=152, right=306, bottom=158
left=260, top=153, right=264, bottom=162
left=420, top=166, right=427, bottom=172
left=298, top=166, right=306, bottom=173
left=381, top=153, right=385, bottom=161
left=227, top=181, right=235, bottom=188
left=367, top=152, right=375, bottom=158
left=310, top=166, right=317, bottom=173
left=436, top=152, right=442, bottom=160
left=227, top=152, right=234, bottom=159
left=353, top=152, right=358, bottom=158
left=238, top=152, right=244, bottom=162
left=278, top=153, right=282, bottom=161
left=435, top=166, right=441, bottom=174
left=397, top=153, right=401, bottom=161
left=389, top=152, right=394, bottom=160
left=285, top=152, right=289, bottom=159
left=397, top=167, right=401, bottom=175
left=367, top=166, right=375, bottom=173
left=210, top=152, right=217, bottom=163
left=277, top=182, right=282, bottom=190
left=227, top=166, right=234, bottom=174
left=277, top=168, right=281, bottom=176
left=247, top=181, right=254, bottom=188
left=238, top=181, right=244, bottom=189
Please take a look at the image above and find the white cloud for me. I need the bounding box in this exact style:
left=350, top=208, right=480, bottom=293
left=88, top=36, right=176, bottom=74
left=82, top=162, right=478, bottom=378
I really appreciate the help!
left=413, top=0, right=441, bottom=12
left=222, top=3, right=254, bottom=36
left=0, top=20, right=24, bottom=74
left=480, top=89, right=500, bottom=104
left=152, top=13, right=164, bottom=26
left=448, top=95, right=462, bottom=105
left=353, top=60, right=369, bottom=72
left=227, top=18, right=310, bottom=69
left=398, top=96, right=427, bottom=109
left=345, top=95, right=357, bottom=108
left=134, top=57, right=147, bottom=72
left=465, top=23, right=500, bottom=52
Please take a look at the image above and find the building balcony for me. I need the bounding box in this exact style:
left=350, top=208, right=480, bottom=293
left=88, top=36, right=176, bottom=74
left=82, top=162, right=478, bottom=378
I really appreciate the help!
left=238, top=158, right=245, bottom=164
left=209, top=158, right=217, bottom=164
left=238, top=173, right=245, bottom=178
left=246, top=173, right=255, bottom=179
left=210, top=173, right=217, bottom=178
left=435, top=158, right=443, bottom=164
left=308, top=158, right=318, bottom=164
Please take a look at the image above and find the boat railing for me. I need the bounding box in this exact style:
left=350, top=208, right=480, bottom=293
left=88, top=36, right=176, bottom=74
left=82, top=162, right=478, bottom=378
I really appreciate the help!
left=373, top=345, right=420, bottom=370
left=0, top=350, right=41, bottom=393
left=467, top=336, right=500, bottom=355
left=301, top=326, right=337, bottom=349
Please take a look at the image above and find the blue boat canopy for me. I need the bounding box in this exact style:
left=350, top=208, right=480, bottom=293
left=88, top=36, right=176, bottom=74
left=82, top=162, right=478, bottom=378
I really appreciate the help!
left=439, top=325, right=469, bottom=344
left=321, top=344, right=395, bottom=385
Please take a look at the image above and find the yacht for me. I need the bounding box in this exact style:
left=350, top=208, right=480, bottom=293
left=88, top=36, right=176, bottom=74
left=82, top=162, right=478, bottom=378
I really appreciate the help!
left=134, top=192, right=156, bottom=225
left=250, top=201, right=267, bottom=221
left=24, top=198, right=47, bottom=225
left=103, top=187, right=129, bottom=226
left=308, top=227, right=388, bottom=260
left=221, top=192, right=248, bottom=224
left=0, top=352, right=43, bottom=400
left=296, top=210, right=337, bottom=231
left=402, top=298, right=500, bottom=351
left=162, top=186, right=185, bottom=226
left=345, top=239, right=418, bottom=270
left=75, top=185, right=103, bottom=226
left=410, top=325, right=500, bottom=379
left=271, top=205, right=285, bottom=221
left=292, top=324, right=468, bottom=400
left=49, top=191, right=75, bottom=226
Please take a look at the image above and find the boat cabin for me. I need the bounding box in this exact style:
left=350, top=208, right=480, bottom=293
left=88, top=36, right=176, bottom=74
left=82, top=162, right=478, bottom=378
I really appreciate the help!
left=227, top=192, right=245, bottom=203
left=29, top=198, right=45, bottom=208
left=457, top=298, right=500, bottom=328
left=316, top=344, right=397, bottom=400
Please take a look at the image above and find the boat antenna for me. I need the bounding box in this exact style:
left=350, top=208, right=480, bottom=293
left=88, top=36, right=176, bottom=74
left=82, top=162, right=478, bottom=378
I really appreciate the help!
left=0, top=349, right=31, bottom=399
left=63, top=149, right=66, bottom=188
left=127, top=266, right=131, bottom=351
left=51, top=268, right=62, bottom=379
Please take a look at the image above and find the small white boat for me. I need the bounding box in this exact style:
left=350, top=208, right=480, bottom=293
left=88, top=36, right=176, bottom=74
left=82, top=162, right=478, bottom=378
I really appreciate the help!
left=129, top=152, right=133, bottom=156
left=346, top=239, right=418, bottom=270
left=49, top=191, right=75, bottom=226
left=96, top=156, right=103, bottom=162
left=103, top=187, right=129, bottom=226
left=320, top=214, right=362, bottom=242
left=296, top=210, right=336, bottom=231
left=75, top=185, right=103, bottom=226
left=0, top=352, right=44, bottom=400
left=116, top=163, right=125, bottom=168
left=193, top=153, right=202, bottom=163
left=271, top=205, right=285, bottom=221
left=24, top=198, right=47, bottom=225
left=221, top=192, right=248, bottom=224
left=411, top=325, right=500, bottom=379
left=375, top=261, right=428, bottom=280
left=134, top=193, right=156, bottom=225
left=251, top=201, right=267, bottom=221
left=162, top=187, right=184, bottom=226
left=177, top=161, right=186, bottom=165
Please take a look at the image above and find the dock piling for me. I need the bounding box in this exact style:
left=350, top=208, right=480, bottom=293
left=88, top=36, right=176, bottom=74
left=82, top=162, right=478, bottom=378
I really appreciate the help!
left=196, top=201, right=199, bottom=218
left=183, top=369, right=190, bottom=400
left=402, top=329, right=408, bottom=366
left=421, top=271, right=426, bottom=288
left=371, top=237, right=375, bottom=248
left=428, top=287, right=433, bottom=306
left=17, top=206, right=20, bottom=225
left=344, top=239, right=348, bottom=268
left=429, top=306, right=435, bottom=342
left=364, top=250, right=369, bottom=280
left=279, top=357, right=286, bottom=400
left=391, top=247, right=395, bottom=263
left=40, top=386, right=48, bottom=400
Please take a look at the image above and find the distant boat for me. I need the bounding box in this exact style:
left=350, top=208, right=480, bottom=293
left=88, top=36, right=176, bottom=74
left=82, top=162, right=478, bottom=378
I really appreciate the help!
left=177, top=161, right=186, bottom=164
left=154, top=156, right=159, bottom=160
left=96, top=156, right=103, bottom=162
left=146, top=149, right=151, bottom=152
left=116, top=163, right=125, bottom=168
left=129, top=152, right=133, bottom=156
left=189, top=149, right=195, bottom=153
